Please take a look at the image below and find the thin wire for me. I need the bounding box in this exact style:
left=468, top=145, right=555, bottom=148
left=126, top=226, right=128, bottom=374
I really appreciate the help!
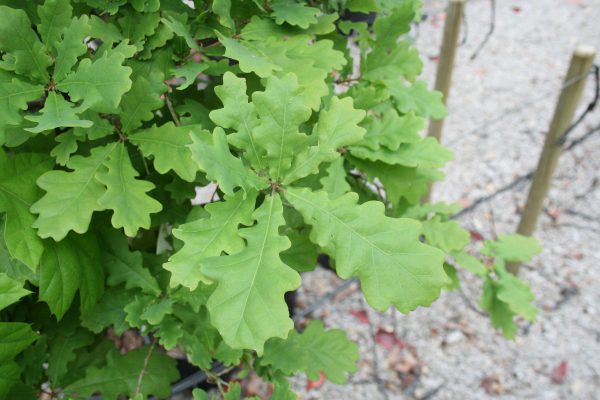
left=447, top=68, right=594, bottom=147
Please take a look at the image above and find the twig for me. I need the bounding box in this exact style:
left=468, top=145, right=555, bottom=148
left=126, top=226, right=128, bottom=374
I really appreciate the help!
left=135, top=337, right=158, bottom=396
left=360, top=296, right=390, bottom=400
left=293, top=278, right=358, bottom=322
left=165, top=94, right=181, bottom=127
left=469, top=0, right=495, bottom=60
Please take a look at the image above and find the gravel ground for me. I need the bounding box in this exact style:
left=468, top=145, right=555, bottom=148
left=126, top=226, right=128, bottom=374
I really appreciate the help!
left=291, top=0, right=600, bottom=399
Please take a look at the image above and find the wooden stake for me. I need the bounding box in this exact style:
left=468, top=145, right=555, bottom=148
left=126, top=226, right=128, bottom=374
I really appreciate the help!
left=423, top=0, right=465, bottom=202
left=508, top=45, right=596, bottom=275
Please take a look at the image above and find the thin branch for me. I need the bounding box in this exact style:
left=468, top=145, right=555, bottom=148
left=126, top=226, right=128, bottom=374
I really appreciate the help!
left=135, top=337, right=158, bottom=396
left=165, top=94, right=181, bottom=127
left=469, top=0, right=495, bottom=61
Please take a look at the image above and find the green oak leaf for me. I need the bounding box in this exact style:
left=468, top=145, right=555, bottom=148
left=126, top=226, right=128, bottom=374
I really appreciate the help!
left=385, top=80, right=447, bottom=119
left=25, top=92, right=93, bottom=134
left=130, top=0, right=160, bottom=12
left=0, top=151, right=53, bottom=269
left=496, top=267, right=537, bottom=322
left=31, top=143, right=117, bottom=241
left=271, top=0, right=319, bottom=29
left=65, top=346, right=179, bottom=400
left=51, top=131, right=80, bottom=166
left=212, top=0, right=234, bottom=29
left=129, top=122, right=199, bottom=182
left=285, top=188, right=447, bottom=312
left=372, top=2, right=415, bottom=48
left=482, top=234, right=543, bottom=263
left=161, top=15, right=199, bottom=50
left=0, top=273, right=31, bottom=311
left=320, top=158, right=351, bottom=199
left=480, top=278, right=517, bottom=339
left=53, top=16, right=91, bottom=82
left=358, top=111, right=424, bottom=152
left=363, top=41, right=422, bottom=82
left=39, top=234, right=82, bottom=320
left=47, top=328, right=94, bottom=388
left=0, top=6, right=53, bottom=83
left=350, top=137, right=454, bottom=168
left=450, top=251, right=488, bottom=277
left=57, top=52, right=132, bottom=113
left=252, top=73, right=312, bottom=180
left=216, top=32, right=281, bottom=78
left=262, top=320, right=358, bottom=384
left=165, top=190, right=257, bottom=290
left=171, top=60, right=208, bottom=90
left=209, top=72, right=264, bottom=170
left=100, top=230, right=161, bottom=295
left=0, top=75, right=45, bottom=129
left=96, top=143, right=162, bottom=237
left=119, top=76, right=164, bottom=133
left=0, top=323, right=38, bottom=364
left=81, top=289, right=130, bottom=334
left=37, top=0, right=73, bottom=49
left=39, top=232, right=104, bottom=319
left=422, top=216, right=470, bottom=253
left=202, top=194, right=301, bottom=352
left=188, top=127, right=269, bottom=196
left=0, top=362, right=20, bottom=399
left=283, top=96, right=365, bottom=184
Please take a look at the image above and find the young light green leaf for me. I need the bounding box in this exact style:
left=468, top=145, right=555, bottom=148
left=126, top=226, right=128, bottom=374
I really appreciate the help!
left=422, top=216, right=470, bottom=253
left=0, top=273, right=31, bottom=311
left=482, top=234, right=543, bottom=263
left=37, top=0, right=72, bottom=49
left=262, top=320, right=358, bottom=384
left=216, top=32, right=281, bottom=77
left=52, top=16, right=91, bottom=81
left=351, top=137, right=454, bottom=168
left=210, top=72, right=263, bottom=170
left=57, top=52, right=132, bottom=113
left=31, top=143, right=117, bottom=241
left=0, top=6, right=52, bottom=82
left=285, top=188, right=446, bottom=312
left=171, top=61, right=208, bottom=90
left=130, top=0, right=160, bottom=12
left=0, top=152, right=53, bottom=269
left=385, top=80, right=447, bottom=119
left=480, top=279, right=517, bottom=339
left=51, top=131, right=79, bottom=166
left=161, top=15, right=199, bottom=50
left=202, top=194, right=301, bottom=352
left=165, top=190, right=257, bottom=290
left=25, top=92, right=93, bottom=134
left=129, top=122, right=199, bottom=182
left=358, top=111, right=424, bottom=152
left=96, top=143, right=162, bottom=237
left=283, top=96, right=365, bottom=184
left=271, top=0, right=319, bottom=29
left=451, top=251, right=488, bottom=277
left=496, top=267, right=537, bottom=321
left=188, top=127, right=269, bottom=196
left=252, top=73, right=312, bottom=180
left=319, top=158, right=351, bottom=199
left=212, top=0, right=234, bottom=29
left=363, top=41, right=422, bottom=82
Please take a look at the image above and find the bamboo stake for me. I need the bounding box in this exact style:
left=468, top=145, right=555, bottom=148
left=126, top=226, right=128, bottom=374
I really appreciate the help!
left=423, top=0, right=465, bottom=202
left=508, top=45, right=596, bottom=275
